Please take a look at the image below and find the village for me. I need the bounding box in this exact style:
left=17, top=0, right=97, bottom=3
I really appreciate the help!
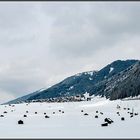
left=15, top=93, right=92, bottom=104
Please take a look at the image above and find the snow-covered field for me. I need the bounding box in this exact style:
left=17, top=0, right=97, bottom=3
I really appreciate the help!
left=0, top=97, right=140, bottom=138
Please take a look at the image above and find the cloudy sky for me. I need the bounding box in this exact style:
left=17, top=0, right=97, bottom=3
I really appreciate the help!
left=0, top=2, right=140, bottom=103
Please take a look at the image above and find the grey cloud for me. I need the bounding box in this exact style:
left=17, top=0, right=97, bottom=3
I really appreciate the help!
left=45, top=2, right=140, bottom=59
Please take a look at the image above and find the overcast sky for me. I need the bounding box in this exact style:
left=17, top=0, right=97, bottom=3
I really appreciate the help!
left=0, top=2, right=140, bottom=103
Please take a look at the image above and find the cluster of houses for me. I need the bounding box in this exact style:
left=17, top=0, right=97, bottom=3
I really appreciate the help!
left=15, top=93, right=92, bottom=104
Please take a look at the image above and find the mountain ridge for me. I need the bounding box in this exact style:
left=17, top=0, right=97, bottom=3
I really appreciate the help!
left=4, top=59, right=139, bottom=104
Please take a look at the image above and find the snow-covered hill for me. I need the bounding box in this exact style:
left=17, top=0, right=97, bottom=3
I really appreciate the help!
left=5, top=59, right=139, bottom=104
left=0, top=98, right=140, bottom=138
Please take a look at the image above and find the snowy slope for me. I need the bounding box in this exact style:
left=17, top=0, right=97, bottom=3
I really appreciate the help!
left=0, top=98, right=140, bottom=138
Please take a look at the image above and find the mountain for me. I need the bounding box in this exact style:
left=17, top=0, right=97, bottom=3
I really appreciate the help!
left=106, top=61, right=140, bottom=100
left=5, top=59, right=139, bottom=104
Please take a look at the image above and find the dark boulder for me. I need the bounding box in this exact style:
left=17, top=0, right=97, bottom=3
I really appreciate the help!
left=101, top=123, right=108, bottom=127
left=84, top=113, right=88, bottom=116
left=104, top=118, right=113, bottom=124
left=45, top=115, right=50, bottom=118
left=134, top=113, right=138, bottom=116
left=95, top=115, right=98, bottom=118
left=121, top=117, right=125, bottom=121
left=100, top=112, right=103, bottom=115
left=18, top=120, right=24, bottom=124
